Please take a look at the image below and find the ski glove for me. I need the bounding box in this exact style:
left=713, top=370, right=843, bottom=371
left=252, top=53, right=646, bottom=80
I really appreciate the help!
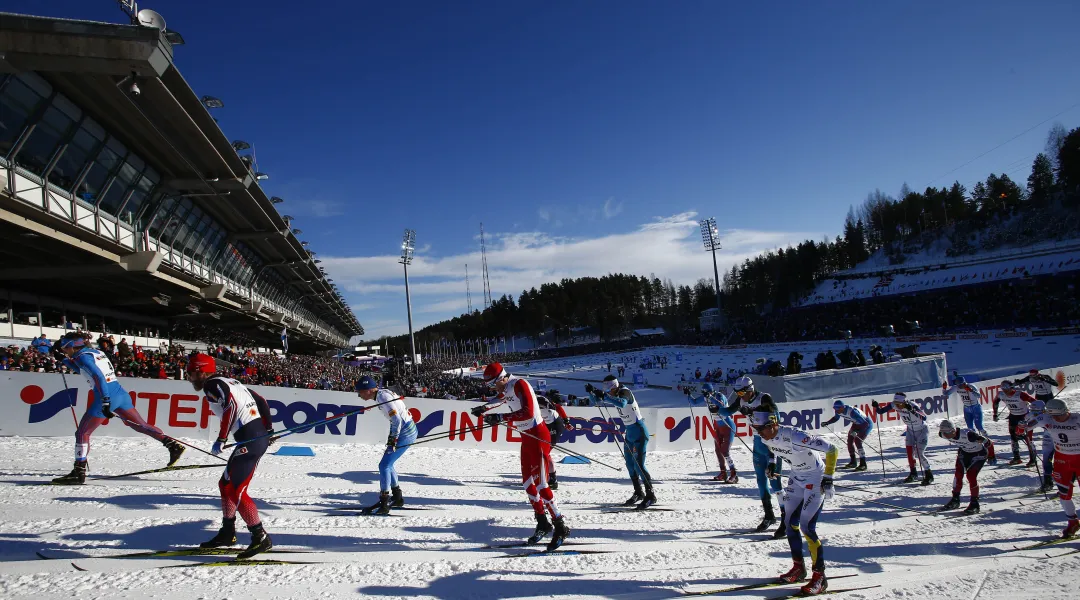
left=483, top=413, right=502, bottom=426
left=470, top=405, right=487, bottom=417
left=211, top=439, right=225, bottom=456
left=101, top=398, right=115, bottom=419
left=386, top=435, right=397, bottom=450
left=708, top=403, right=719, bottom=414
left=822, top=476, right=834, bottom=501
left=584, top=383, right=595, bottom=395
left=766, top=462, right=778, bottom=479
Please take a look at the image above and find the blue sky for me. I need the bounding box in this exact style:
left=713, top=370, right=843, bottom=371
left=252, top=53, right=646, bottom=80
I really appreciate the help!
left=14, top=1, right=1080, bottom=341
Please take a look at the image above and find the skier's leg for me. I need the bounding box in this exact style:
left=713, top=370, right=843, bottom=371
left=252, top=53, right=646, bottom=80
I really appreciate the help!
left=963, top=406, right=976, bottom=430
left=783, top=480, right=804, bottom=562
left=112, top=407, right=166, bottom=442
left=966, top=454, right=986, bottom=501
left=521, top=439, right=546, bottom=515
left=915, top=429, right=931, bottom=472
left=74, top=413, right=106, bottom=463
left=802, top=484, right=825, bottom=573
left=952, top=455, right=964, bottom=497
left=1054, top=453, right=1078, bottom=519
left=846, top=430, right=856, bottom=462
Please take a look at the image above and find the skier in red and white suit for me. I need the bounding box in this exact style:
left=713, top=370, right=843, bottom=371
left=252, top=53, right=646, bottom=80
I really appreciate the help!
left=473, top=362, right=570, bottom=550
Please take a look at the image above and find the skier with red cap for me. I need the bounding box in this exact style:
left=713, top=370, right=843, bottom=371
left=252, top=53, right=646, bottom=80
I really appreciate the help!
left=472, top=362, right=570, bottom=550
left=186, top=353, right=276, bottom=559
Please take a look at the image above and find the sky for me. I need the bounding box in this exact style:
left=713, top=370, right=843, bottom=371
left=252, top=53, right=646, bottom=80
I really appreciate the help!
left=11, top=0, right=1080, bottom=341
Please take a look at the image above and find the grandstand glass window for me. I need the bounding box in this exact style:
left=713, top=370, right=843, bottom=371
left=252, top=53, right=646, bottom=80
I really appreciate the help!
left=98, top=152, right=144, bottom=217
left=48, top=116, right=105, bottom=192
left=13, top=97, right=77, bottom=176
left=78, top=137, right=125, bottom=205
left=119, top=166, right=159, bottom=228
left=0, top=72, right=50, bottom=160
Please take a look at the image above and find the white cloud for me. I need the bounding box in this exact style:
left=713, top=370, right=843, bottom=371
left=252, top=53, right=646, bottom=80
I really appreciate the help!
left=602, top=197, right=623, bottom=219
left=537, top=208, right=551, bottom=222
left=349, top=303, right=377, bottom=312
left=324, top=211, right=821, bottom=338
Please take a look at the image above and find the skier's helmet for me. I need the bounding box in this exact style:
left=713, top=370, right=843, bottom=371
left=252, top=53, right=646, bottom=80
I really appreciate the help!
left=955, top=376, right=966, bottom=386
left=602, top=374, right=619, bottom=393
left=701, top=383, right=714, bottom=394
left=1000, top=380, right=1014, bottom=392
left=938, top=419, right=957, bottom=438
left=734, top=376, right=754, bottom=396
left=1046, top=398, right=1069, bottom=417
left=832, top=399, right=845, bottom=412
left=482, top=362, right=507, bottom=386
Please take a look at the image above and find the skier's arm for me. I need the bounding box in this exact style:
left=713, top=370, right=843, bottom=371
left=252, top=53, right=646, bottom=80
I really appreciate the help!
left=250, top=390, right=273, bottom=429
left=203, top=379, right=235, bottom=441
left=821, top=414, right=840, bottom=426
left=553, top=403, right=569, bottom=421
left=799, top=435, right=839, bottom=476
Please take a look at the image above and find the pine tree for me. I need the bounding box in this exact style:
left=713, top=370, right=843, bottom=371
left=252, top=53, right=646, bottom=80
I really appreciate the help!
left=1027, top=153, right=1054, bottom=206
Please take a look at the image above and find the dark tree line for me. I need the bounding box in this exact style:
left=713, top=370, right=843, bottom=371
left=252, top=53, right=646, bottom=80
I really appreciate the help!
left=374, top=124, right=1080, bottom=353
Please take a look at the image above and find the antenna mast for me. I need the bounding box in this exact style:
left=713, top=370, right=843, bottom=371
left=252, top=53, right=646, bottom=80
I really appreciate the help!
left=465, top=264, right=473, bottom=314
left=479, top=223, right=492, bottom=309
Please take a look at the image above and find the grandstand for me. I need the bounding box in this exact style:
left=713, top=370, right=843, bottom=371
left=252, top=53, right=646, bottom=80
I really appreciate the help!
left=0, top=13, right=361, bottom=352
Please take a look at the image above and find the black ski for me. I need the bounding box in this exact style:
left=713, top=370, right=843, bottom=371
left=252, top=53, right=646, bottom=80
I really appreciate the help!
left=1008, top=535, right=1078, bottom=553
left=493, top=549, right=612, bottom=558
left=600, top=506, right=676, bottom=513
left=682, top=573, right=857, bottom=596
left=765, top=584, right=881, bottom=599
left=326, top=505, right=430, bottom=512
left=38, top=547, right=317, bottom=560
left=481, top=541, right=586, bottom=549
left=160, top=559, right=320, bottom=568
left=93, top=464, right=220, bottom=480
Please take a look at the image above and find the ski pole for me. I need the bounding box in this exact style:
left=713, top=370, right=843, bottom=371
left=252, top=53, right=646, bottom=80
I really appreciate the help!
left=875, top=418, right=887, bottom=482
left=58, top=371, right=79, bottom=428
left=833, top=488, right=938, bottom=515
left=225, top=396, right=401, bottom=449
left=496, top=420, right=623, bottom=472
left=398, top=428, right=462, bottom=449
left=686, top=395, right=712, bottom=472
left=115, top=415, right=227, bottom=462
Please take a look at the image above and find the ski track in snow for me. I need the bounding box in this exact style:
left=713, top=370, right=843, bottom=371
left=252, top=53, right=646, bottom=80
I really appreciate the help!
left=1, top=392, right=1077, bottom=600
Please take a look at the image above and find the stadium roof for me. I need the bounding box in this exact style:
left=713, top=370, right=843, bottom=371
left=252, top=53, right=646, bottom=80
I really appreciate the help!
left=0, top=12, right=361, bottom=349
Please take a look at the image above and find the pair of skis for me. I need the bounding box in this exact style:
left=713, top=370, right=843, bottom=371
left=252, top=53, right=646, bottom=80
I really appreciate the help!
left=682, top=573, right=880, bottom=598
left=37, top=547, right=322, bottom=570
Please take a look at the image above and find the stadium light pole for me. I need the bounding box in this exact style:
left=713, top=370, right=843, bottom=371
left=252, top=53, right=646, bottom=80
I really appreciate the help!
left=699, top=218, right=723, bottom=317
left=400, top=229, right=418, bottom=372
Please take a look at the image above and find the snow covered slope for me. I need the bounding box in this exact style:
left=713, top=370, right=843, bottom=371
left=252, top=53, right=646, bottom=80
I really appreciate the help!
left=1, top=391, right=1077, bottom=600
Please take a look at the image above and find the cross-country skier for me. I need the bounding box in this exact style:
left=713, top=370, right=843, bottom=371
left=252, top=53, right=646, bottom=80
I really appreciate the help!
left=473, top=363, right=569, bottom=550
left=994, top=380, right=1036, bottom=466
left=822, top=400, right=873, bottom=472
left=355, top=375, right=417, bottom=514
left=538, top=390, right=571, bottom=490
left=1027, top=399, right=1057, bottom=492
left=753, top=412, right=838, bottom=596
left=943, top=377, right=997, bottom=464
left=938, top=420, right=991, bottom=515
left=872, top=393, right=932, bottom=484
left=1015, top=369, right=1057, bottom=402
left=50, top=333, right=184, bottom=484
left=586, top=375, right=655, bottom=509
left=690, top=383, right=738, bottom=483
left=187, top=353, right=274, bottom=559
left=1020, top=398, right=1080, bottom=538
left=721, top=376, right=786, bottom=537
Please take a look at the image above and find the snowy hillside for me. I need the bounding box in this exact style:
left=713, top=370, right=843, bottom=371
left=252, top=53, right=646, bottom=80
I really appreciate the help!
left=1, top=392, right=1077, bottom=600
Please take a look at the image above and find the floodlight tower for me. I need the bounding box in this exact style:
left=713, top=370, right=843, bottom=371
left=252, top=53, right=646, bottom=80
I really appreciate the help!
left=699, top=218, right=723, bottom=315
left=400, top=229, right=417, bottom=370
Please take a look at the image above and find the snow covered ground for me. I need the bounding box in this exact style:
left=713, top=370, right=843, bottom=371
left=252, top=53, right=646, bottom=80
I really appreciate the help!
left=1, top=392, right=1077, bottom=600
left=510, top=335, right=1080, bottom=407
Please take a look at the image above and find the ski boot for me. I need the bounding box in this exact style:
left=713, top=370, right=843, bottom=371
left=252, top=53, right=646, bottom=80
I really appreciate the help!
left=200, top=517, right=237, bottom=548
left=771, top=507, right=788, bottom=539
left=547, top=516, right=570, bottom=551
left=1008, top=456, right=1023, bottom=466
left=549, top=472, right=559, bottom=491
left=754, top=500, right=776, bottom=532
left=921, top=469, right=934, bottom=486
left=636, top=483, right=657, bottom=511
left=902, top=467, right=918, bottom=484
left=624, top=478, right=645, bottom=506
left=713, top=466, right=729, bottom=482
left=725, top=470, right=738, bottom=484
left=390, top=486, right=405, bottom=508
left=527, top=512, right=553, bottom=544
left=1063, top=519, right=1080, bottom=539
left=800, top=570, right=828, bottom=595
left=51, top=461, right=87, bottom=485
left=942, top=494, right=961, bottom=511
left=237, top=523, right=272, bottom=559
left=853, top=457, right=868, bottom=472
left=778, top=559, right=806, bottom=583
left=962, top=499, right=980, bottom=515
left=361, top=492, right=391, bottom=515
left=164, top=439, right=185, bottom=467
left=838, top=459, right=857, bottom=470
left=1026, top=456, right=1037, bottom=468
left=1040, top=474, right=1056, bottom=493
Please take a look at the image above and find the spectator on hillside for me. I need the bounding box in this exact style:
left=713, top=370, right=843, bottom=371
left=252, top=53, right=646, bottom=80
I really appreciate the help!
left=787, top=352, right=803, bottom=375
